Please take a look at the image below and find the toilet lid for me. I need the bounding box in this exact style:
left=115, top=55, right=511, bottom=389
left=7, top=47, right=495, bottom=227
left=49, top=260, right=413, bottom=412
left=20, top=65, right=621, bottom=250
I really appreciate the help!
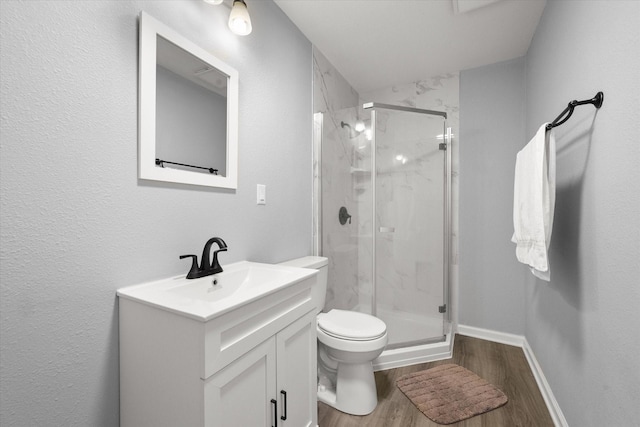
left=317, top=309, right=387, bottom=341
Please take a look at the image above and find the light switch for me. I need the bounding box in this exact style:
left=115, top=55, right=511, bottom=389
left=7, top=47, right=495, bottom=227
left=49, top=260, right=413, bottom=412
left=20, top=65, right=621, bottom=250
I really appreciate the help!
left=257, top=184, right=266, bottom=205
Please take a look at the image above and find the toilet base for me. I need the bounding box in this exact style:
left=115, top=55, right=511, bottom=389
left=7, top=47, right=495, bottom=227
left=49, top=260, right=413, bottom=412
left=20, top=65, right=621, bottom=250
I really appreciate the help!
left=317, top=361, right=378, bottom=416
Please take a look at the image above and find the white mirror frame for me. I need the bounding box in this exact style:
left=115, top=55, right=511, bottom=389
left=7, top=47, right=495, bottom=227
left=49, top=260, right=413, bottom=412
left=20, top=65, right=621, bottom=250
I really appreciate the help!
left=138, top=12, right=239, bottom=189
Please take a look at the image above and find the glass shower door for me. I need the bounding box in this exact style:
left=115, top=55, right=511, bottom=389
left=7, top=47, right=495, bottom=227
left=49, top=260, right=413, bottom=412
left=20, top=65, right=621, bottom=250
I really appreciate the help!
left=370, top=105, right=448, bottom=348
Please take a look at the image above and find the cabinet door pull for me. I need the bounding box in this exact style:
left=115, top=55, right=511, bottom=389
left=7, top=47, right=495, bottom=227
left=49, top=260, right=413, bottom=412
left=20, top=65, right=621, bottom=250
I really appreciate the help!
left=271, top=398, right=277, bottom=427
left=280, top=390, right=288, bottom=421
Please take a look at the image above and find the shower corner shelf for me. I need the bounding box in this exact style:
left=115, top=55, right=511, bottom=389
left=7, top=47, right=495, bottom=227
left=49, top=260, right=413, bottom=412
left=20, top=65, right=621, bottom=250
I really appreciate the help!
left=350, top=167, right=371, bottom=176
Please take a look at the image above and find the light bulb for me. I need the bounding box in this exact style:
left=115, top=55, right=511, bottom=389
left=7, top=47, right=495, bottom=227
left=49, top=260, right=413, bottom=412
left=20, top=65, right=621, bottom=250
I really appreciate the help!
left=229, top=0, right=252, bottom=36
left=230, top=18, right=249, bottom=35
left=203, top=0, right=224, bottom=5
left=355, top=121, right=365, bottom=132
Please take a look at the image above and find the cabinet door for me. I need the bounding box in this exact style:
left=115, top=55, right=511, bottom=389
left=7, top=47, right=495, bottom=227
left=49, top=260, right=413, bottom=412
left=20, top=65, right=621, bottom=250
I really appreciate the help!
left=205, top=337, right=277, bottom=427
left=276, top=311, right=317, bottom=427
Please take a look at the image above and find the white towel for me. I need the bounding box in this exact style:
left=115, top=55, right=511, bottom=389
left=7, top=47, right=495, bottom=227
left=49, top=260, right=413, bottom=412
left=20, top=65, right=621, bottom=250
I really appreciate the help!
left=511, top=123, right=556, bottom=281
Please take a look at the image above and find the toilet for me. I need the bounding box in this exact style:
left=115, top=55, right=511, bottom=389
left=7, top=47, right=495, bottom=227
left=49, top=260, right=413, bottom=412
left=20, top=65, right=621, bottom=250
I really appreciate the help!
left=279, top=256, right=388, bottom=416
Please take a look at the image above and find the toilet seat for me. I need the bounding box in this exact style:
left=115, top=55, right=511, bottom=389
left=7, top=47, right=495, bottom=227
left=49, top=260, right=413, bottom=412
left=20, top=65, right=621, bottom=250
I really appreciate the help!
left=317, top=309, right=387, bottom=341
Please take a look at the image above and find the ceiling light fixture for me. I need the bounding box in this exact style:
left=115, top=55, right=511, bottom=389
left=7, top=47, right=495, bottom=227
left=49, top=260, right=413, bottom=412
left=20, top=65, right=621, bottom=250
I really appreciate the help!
left=203, top=0, right=224, bottom=5
left=228, top=0, right=252, bottom=36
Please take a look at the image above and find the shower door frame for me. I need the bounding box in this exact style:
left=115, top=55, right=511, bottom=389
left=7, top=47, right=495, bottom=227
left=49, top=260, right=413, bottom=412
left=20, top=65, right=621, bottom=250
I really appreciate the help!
left=312, top=112, right=323, bottom=257
left=363, top=102, right=452, bottom=345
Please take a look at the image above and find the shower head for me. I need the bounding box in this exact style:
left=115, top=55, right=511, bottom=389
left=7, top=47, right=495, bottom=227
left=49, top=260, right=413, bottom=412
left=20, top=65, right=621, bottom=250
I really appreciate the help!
left=341, top=121, right=360, bottom=139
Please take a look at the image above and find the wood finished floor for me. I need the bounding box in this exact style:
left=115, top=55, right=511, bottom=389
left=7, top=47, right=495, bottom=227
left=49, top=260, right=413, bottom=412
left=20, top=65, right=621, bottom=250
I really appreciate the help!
left=318, top=335, right=554, bottom=427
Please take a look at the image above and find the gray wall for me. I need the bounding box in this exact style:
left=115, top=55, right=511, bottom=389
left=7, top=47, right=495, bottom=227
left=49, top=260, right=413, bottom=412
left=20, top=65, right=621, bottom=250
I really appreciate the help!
left=460, top=1, right=640, bottom=425
left=0, top=1, right=312, bottom=426
left=524, top=1, right=640, bottom=425
left=459, top=57, right=527, bottom=334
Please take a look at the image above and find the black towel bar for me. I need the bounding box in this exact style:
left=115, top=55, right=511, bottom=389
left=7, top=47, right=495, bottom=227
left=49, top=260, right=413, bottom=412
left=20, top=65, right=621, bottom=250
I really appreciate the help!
left=546, top=91, right=603, bottom=130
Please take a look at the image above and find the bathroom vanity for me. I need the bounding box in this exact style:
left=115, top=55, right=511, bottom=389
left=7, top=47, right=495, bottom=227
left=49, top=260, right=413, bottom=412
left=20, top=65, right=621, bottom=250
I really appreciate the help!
left=118, top=261, right=318, bottom=427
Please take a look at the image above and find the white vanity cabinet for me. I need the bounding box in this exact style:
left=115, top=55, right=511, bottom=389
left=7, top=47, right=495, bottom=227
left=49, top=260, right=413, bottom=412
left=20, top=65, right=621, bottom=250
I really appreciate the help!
left=118, top=270, right=317, bottom=427
left=207, top=312, right=316, bottom=427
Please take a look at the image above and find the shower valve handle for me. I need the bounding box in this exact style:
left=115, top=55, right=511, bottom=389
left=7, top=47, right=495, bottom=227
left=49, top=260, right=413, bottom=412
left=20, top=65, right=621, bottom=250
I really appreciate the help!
left=339, top=206, right=352, bottom=225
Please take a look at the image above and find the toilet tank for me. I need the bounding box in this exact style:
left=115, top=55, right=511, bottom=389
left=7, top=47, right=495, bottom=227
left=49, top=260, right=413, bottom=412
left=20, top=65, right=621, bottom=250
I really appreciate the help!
left=278, top=256, right=328, bottom=314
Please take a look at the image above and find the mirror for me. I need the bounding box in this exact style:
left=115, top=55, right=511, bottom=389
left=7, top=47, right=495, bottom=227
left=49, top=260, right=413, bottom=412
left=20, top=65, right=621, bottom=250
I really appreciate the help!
left=139, top=12, right=238, bottom=189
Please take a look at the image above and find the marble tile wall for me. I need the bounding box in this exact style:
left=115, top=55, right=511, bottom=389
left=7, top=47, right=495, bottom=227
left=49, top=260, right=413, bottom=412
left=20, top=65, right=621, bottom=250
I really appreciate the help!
left=313, top=48, right=362, bottom=311
left=313, top=47, right=459, bottom=324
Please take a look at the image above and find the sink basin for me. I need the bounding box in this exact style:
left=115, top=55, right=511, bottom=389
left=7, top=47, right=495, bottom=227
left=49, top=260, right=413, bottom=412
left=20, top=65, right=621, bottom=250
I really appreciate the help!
left=166, top=263, right=301, bottom=301
left=117, top=261, right=317, bottom=321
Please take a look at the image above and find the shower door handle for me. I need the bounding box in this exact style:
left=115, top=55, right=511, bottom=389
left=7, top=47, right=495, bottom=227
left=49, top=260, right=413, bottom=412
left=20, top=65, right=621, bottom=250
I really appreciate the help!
left=379, top=226, right=395, bottom=233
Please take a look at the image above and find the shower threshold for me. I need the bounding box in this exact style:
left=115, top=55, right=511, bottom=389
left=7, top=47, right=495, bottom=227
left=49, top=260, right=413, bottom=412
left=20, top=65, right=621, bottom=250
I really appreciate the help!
left=373, top=325, right=453, bottom=371
left=384, top=335, right=446, bottom=351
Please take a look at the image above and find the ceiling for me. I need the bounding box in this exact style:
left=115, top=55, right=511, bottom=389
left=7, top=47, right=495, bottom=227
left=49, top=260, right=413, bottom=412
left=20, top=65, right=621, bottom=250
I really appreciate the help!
left=274, top=0, right=546, bottom=93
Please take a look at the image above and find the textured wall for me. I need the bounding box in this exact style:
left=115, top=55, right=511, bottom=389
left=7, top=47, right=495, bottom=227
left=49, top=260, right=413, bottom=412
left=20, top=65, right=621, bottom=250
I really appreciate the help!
left=459, top=57, right=527, bottom=334
left=0, top=1, right=312, bottom=425
left=524, top=1, right=640, bottom=425
left=459, top=3, right=640, bottom=423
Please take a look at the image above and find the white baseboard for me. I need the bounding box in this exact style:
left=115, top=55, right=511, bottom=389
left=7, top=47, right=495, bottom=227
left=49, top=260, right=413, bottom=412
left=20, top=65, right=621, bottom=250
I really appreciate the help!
left=457, top=324, right=567, bottom=427
left=457, top=324, right=525, bottom=347
left=521, top=339, right=569, bottom=427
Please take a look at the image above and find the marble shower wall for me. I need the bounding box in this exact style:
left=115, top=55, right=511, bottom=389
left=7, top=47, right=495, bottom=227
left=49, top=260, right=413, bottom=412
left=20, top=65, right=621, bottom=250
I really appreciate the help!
left=313, top=48, right=363, bottom=311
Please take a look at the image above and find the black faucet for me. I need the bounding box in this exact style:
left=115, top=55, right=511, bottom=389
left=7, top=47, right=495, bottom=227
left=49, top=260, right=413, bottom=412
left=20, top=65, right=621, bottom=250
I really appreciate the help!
left=180, top=237, right=228, bottom=279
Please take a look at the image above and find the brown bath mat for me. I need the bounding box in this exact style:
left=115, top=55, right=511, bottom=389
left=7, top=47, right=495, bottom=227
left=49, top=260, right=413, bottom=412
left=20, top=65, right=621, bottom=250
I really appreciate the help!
left=396, top=363, right=508, bottom=425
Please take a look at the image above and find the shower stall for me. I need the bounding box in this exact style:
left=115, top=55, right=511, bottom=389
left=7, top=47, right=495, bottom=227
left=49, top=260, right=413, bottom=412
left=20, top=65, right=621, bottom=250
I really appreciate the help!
left=313, top=103, right=453, bottom=370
